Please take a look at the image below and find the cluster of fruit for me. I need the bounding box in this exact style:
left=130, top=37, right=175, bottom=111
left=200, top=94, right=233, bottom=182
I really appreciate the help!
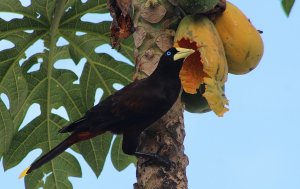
left=175, top=1, right=264, bottom=116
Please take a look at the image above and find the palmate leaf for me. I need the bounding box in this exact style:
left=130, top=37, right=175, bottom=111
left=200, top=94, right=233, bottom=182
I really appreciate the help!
left=0, top=0, right=135, bottom=188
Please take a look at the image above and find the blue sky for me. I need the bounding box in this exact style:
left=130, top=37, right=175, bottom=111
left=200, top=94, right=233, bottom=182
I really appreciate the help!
left=1, top=0, right=300, bottom=188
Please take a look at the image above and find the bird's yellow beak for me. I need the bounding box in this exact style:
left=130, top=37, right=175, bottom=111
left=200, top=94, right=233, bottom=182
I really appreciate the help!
left=174, top=47, right=195, bottom=61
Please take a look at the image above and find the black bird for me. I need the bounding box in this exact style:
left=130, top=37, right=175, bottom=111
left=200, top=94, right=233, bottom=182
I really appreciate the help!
left=20, top=47, right=194, bottom=177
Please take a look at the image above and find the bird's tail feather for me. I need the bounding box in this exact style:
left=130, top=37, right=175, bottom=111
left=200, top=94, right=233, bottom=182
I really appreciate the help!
left=59, top=117, right=86, bottom=133
left=20, top=134, right=77, bottom=178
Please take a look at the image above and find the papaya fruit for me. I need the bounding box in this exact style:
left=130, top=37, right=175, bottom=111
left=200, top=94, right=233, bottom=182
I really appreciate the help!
left=214, top=2, right=264, bottom=75
left=174, top=15, right=229, bottom=116
left=182, top=84, right=226, bottom=114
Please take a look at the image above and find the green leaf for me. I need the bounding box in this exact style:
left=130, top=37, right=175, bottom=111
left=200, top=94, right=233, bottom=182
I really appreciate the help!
left=119, top=36, right=135, bottom=63
left=0, top=0, right=55, bottom=24
left=43, top=153, right=82, bottom=189
left=0, top=62, right=28, bottom=129
left=25, top=169, right=44, bottom=189
left=282, top=0, right=295, bottom=16
left=3, top=65, right=83, bottom=185
left=0, top=0, right=135, bottom=188
left=111, top=136, right=136, bottom=171
left=25, top=153, right=82, bottom=189
left=64, top=32, right=134, bottom=108
left=75, top=133, right=113, bottom=177
left=0, top=100, right=13, bottom=158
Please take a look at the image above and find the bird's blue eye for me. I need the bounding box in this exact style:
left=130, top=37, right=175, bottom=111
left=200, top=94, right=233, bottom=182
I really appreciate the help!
left=166, top=51, right=171, bottom=56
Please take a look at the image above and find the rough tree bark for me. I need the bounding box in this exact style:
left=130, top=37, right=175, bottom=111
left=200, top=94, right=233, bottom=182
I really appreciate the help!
left=131, top=0, right=189, bottom=188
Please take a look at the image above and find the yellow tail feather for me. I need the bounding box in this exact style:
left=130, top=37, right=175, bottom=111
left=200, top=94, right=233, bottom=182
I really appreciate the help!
left=19, top=167, right=30, bottom=179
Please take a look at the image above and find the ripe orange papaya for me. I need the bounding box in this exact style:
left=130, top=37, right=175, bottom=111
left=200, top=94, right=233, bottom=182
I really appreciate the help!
left=174, top=15, right=229, bottom=116
left=214, top=2, right=264, bottom=75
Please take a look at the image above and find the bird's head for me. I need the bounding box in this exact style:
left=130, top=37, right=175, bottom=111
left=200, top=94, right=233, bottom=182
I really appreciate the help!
left=162, top=47, right=195, bottom=64
left=153, top=47, right=195, bottom=76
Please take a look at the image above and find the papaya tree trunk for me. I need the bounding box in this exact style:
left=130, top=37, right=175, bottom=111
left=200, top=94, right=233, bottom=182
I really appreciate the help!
left=132, top=0, right=188, bottom=188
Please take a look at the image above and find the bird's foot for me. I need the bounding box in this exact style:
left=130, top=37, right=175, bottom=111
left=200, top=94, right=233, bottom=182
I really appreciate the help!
left=134, top=151, right=173, bottom=169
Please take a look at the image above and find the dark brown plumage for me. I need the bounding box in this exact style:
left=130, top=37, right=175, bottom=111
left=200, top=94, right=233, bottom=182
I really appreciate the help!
left=20, top=47, right=194, bottom=177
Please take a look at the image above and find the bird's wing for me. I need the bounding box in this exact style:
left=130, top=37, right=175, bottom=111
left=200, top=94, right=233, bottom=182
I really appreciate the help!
left=111, top=83, right=161, bottom=115
left=92, top=79, right=164, bottom=118
left=61, top=79, right=165, bottom=133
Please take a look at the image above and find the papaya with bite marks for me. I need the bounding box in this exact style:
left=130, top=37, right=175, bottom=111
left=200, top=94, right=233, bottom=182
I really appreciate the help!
left=174, top=15, right=229, bottom=116
left=214, top=2, right=264, bottom=75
